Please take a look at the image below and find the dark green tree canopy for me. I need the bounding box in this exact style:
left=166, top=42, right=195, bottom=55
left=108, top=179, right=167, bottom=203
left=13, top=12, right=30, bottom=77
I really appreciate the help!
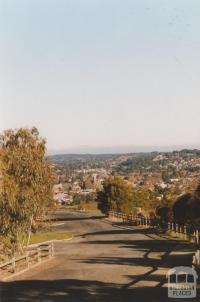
left=173, top=182, right=200, bottom=225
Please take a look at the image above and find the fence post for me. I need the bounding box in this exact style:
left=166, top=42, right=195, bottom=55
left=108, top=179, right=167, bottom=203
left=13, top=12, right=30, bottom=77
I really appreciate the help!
left=184, top=225, right=187, bottom=240
left=192, top=231, right=196, bottom=243
left=12, top=259, right=15, bottom=273
left=181, top=225, right=184, bottom=237
left=51, top=241, right=54, bottom=257
left=26, top=253, right=30, bottom=269
left=135, top=216, right=137, bottom=225
left=196, top=230, right=199, bottom=245
left=37, top=247, right=41, bottom=263
left=198, top=250, right=200, bottom=265
left=175, top=223, right=178, bottom=235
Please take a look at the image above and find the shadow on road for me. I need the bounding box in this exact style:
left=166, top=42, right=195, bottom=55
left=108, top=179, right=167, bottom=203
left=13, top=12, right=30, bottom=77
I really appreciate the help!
left=1, top=218, right=199, bottom=302
left=2, top=278, right=195, bottom=302
left=81, top=234, right=196, bottom=267
left=78, top=228, right=198, bottom=296
left=50, top=215, right=106, bottom=223
left=82, top=228, right=162, bottom=236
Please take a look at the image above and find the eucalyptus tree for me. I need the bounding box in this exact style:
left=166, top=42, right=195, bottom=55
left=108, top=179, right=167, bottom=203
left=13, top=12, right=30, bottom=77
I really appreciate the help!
left=0, top=127, right=55, bottom=255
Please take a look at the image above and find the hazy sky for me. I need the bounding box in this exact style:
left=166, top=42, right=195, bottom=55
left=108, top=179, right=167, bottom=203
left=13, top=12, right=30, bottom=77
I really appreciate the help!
left=1, top=0, right=200, bottom=153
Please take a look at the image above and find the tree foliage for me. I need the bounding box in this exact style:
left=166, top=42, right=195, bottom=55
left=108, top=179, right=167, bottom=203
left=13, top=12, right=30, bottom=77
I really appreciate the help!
left=172, top=182, right=200, bottom=226
left=97, top=177, right=134, bottom=214
left=132, top=187, right=158, bottom=216
left=0, top=127, right=56, bottom=256
left=97, top=176, right=161, bottom=216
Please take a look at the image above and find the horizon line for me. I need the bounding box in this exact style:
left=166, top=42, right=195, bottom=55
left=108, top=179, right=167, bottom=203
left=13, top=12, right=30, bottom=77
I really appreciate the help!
left=47, top=144, right=200, bottom=156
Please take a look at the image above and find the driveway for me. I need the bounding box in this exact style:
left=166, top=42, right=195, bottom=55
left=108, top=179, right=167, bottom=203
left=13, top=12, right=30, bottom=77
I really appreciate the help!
left=1, top=210, right=199, bottom=302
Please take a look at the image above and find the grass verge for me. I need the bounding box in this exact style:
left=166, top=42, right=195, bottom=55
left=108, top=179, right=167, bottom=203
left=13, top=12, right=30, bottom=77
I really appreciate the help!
left=29, top=232, right=72, bottom=245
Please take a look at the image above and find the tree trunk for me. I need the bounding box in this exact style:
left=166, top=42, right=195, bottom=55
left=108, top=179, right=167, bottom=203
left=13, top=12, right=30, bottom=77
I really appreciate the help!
left=26, top=214, right=33, bottom=248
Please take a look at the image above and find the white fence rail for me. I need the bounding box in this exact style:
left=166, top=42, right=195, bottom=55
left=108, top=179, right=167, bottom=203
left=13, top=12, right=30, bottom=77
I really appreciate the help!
left=0, top=241, right=54, bottom=281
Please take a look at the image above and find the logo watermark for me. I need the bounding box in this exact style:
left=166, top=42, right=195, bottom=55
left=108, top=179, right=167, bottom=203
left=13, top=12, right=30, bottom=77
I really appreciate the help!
left=167, top=266, right=198, bottom=298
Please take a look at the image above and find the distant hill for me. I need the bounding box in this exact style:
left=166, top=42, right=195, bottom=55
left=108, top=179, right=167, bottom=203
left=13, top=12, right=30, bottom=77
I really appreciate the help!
left=47, top=144, right=200, bottom=155
left=48, top=149, right=200, bottom=173
left=48, top=153, right=122, bottom=163
left=48, top=148, right=200, bottom=163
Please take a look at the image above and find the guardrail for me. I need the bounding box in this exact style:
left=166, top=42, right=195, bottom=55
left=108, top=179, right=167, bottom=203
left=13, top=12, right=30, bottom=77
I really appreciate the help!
left=0, top=241, right=54, bottom=281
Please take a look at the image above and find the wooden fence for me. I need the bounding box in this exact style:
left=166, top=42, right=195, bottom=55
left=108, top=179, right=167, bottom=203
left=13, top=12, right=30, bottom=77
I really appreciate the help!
left=109, top=211, right=200, bottom=244
left=0, top=241, right=54, bottom=281
left=192, top=250, right=200, bottom=271
left=109, top=211, right=200, bottom=269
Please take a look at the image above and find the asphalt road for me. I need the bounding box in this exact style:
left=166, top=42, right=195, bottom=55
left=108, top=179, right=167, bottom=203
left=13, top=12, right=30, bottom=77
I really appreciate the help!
left=1, top=210, right=199, bottom=302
